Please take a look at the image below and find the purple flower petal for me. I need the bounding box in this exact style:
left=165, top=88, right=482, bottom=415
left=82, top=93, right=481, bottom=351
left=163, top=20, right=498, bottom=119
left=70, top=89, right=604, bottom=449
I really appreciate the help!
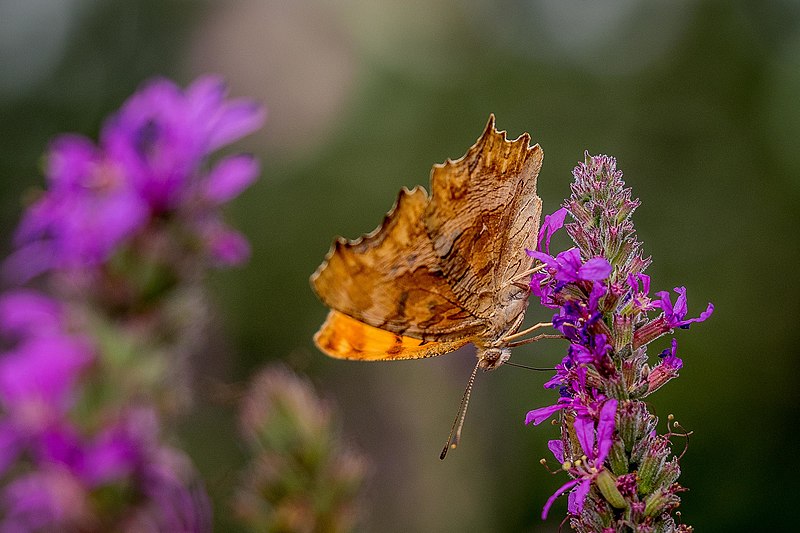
left=206, top=226, right=251, bottom=267
left=0, top=291, right=62, bottom=338
left=527, top=249, right=557, bottom=268
left=45, top=134, right=98, bottom=189
left=627, top=272, right=650, bottom=296
left=655, top=287, right=714, bottom=328
left=537, top=207, right=568, bottom=254
left=0, top=422, right=21, bottom=477
left=542, top=479, right=579, bottom=520
left=552, top=248, right=582, bottom=282
left=567, top=478, right=591, bottom=515
left=548, top=439, right=565, bottom=463
left=525, top=402, right=567, bottom=426
left=186, top=75, right=227, bottom=122
left=596, top=399, right=617, bottom=464
left=203, top=154, right=259, bottom=204
left=0, top=337, right=93, bottom=420
left=588, top=281, right=607, bottom=311
left=570, top=343, right=594, bottom=364
left=1, top=468, right=89, bottom=529
left=574, top=415, right=595, bottom=459
left=578, top=257, right=612, bottom=281
left=206, top=100, right=266, bottom=152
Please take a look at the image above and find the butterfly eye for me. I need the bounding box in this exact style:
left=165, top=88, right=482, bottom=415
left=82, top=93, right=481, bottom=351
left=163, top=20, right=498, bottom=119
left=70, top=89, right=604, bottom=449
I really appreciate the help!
left=479, top=347, right=511, bottom=370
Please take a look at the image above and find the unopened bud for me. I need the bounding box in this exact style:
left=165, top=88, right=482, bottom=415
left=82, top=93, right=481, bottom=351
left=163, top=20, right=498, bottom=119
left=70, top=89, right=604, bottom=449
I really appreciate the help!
left=607, top=439, right=629, bottom=476
left=644, top=487, right=680, bottom=517
left=596, top=470, right=627, bottom=509
left=637, top=438, right=669, bottom=495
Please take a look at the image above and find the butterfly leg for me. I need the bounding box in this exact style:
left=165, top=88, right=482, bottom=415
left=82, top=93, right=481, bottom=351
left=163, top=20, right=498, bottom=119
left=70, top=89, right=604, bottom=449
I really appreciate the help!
left=509, top=264, right=547, bottom=290
left=501, top=321, right=552, bottom=343
left=510, top=263, right=547, bottom=283
left=505, top=332, right=564, bottom=348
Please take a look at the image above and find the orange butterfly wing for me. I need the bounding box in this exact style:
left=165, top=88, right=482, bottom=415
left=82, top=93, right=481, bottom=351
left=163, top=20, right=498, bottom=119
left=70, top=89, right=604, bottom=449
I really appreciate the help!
left=314, top=310, right=474, bottom=361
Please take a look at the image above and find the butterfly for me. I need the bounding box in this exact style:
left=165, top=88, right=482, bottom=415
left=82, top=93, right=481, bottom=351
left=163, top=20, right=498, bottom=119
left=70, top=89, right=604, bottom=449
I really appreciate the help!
left=311, top=115, right=546, bottom=458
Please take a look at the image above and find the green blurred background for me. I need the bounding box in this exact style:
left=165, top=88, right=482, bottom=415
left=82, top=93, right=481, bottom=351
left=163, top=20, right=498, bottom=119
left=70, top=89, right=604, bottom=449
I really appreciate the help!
left=1, top=0, right=798, bottom=530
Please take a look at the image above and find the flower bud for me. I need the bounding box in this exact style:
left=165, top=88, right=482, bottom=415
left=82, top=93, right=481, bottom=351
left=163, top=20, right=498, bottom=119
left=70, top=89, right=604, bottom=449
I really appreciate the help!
left=596, top=470, right=627, bottom=509
left=644, top=487, right=680, bottom=518
left=616, top=400, right=651, bottom=452
left=637, top=438, right=669, bottom=495
left=654, top=458, right=681, bottom=491
left=607, top=439, right=629, bottom=476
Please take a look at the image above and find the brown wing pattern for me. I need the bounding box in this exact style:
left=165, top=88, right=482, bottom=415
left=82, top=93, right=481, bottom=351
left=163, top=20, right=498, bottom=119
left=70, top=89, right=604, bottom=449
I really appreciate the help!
left=424, top=116, right=543, bottom=333
left=311, top=186, right=487, bottom=342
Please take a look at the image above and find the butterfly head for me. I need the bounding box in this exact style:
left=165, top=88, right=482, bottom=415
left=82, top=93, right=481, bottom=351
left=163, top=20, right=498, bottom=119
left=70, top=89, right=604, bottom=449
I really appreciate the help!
left=478, top=346, right=511, bottom=371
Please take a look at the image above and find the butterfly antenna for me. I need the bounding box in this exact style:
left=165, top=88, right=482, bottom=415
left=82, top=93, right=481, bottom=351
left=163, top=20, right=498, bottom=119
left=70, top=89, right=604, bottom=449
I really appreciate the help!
left=503, top=361, right=554, bottom=372
left=440, top=361, right=480, bottom=460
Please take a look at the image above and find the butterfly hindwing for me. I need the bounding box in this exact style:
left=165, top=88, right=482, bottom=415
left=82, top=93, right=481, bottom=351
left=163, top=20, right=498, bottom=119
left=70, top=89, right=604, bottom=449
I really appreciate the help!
left=315, top=310, right=473, bottom=361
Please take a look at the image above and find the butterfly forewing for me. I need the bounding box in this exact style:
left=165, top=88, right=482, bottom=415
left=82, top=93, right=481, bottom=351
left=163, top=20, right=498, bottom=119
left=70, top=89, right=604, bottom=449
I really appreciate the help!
left=311, top=186, right=487, bottom=342
left=425, top=116, right=543, bottom=333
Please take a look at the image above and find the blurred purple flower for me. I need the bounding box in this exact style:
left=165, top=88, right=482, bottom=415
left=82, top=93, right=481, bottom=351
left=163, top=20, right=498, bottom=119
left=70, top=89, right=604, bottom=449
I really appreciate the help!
left=202, top=222, right=251, bottom=267
left=1, top=466, right=92, bottom=532
left=0, top=404, right=211, bottom=532
left=0, top=290, right=63, bottom=339
left=203, top=154, right=260, bottom=205
left=102, top=75, right=264, bottom=211
left=5, top=76, right=265, bottom=284
left=0, top=337, right=92, bottom=432
left=0, top=288, right=210, bottom=531
left=8, top=136, right=148, bottom=282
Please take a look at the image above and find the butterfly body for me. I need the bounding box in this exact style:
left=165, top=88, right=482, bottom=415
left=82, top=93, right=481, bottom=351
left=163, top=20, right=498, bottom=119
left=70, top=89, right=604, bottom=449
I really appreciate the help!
left=311, top=116, right=543, bottom=369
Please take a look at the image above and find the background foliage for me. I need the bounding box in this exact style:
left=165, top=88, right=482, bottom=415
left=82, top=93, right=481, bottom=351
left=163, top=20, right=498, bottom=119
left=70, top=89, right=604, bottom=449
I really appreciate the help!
left=1, top=1, right=798, bottom=530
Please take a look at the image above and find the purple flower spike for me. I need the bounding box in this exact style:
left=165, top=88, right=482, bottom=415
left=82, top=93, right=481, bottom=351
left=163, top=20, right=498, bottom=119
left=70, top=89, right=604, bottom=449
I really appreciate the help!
left=655, top=287, right=714, bottom=329
left=529, top=151, right=710, bottom=529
